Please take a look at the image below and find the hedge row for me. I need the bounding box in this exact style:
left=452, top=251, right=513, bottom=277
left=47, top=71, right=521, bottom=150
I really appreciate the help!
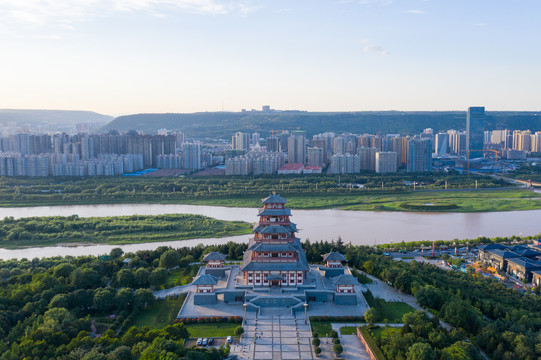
left=359, top=326, right=386, bottom=360
left=176, top=316, right=242, bottom=324
left=310, top=315, right=364, bottom=322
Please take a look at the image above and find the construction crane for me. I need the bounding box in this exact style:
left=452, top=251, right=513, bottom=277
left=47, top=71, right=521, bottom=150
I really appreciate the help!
left=465, top=149, right=500, bottom=172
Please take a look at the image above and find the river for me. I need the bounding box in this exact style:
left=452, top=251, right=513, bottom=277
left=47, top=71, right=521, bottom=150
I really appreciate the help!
left=0, top=203, right=540, bottom=260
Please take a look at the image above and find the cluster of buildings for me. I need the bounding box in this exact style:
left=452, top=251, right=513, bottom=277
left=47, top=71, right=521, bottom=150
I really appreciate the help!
left=0, top=132, right=209, bottom=177
left=478, top=243, right=541, bottom=284
left=182, top=195, right=367, bottom=317
left=2, top=106, right=539, bottom=177
left=227, top=129, right=433, bottom=175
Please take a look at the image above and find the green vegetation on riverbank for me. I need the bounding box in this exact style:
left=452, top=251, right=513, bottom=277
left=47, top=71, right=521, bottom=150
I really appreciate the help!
left=0, top=174, right=538, bottom=212
left=0, top=214, right=252, bottom=249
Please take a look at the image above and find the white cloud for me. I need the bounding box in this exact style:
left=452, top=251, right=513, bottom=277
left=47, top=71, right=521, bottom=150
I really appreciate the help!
left=364, top=44, right=389, bottom=56
left=0, top=0, right=256, bottom=29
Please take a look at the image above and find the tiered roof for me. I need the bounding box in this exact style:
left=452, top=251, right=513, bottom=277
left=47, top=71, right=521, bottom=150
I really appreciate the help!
left=239, top=195, right=309, bottom=275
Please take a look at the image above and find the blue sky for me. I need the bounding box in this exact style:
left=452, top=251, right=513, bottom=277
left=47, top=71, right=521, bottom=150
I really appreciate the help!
left=0, top=0, right=539, bottom=116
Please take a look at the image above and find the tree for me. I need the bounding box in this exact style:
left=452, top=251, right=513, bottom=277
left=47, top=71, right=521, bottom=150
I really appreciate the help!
left=234, top=326, right=244, bottom=335
left=110, top=248, right=124, bottom=260
left=149, top=268, right=168, bottom=287
left=116, top=269, right=134, bottom=288
left=333, top=344, right=343, bottom=355
left=134, top=268, right=150, bottom=288
left=134, top=288, right=155, bottom=310
left=115, top=288, right=135, bottom=310
left=159, top=250, right=180, bottom=269
left=407, top=342, right=435, bottom=360
left=93, top=288, right=115, bottom=313
left=314, top=347, right=322, bottom=355
left=53, top=263, right=75, bottom=278
left=312, top=338, right=320, bottom=346
left=107, top=345, right=133, bottom=360
left=365, top=308, right=377, bottom=326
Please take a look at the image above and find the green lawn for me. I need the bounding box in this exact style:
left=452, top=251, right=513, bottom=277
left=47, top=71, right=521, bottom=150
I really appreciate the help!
left=174, top=188, right=541, bottom=213
left=370, top=326, right=401, bottom=340
left=185, top=323, right=239, bottom=338
left=340, top=326, right=358, bottom=335
left=133, top=295, right=185, bottom=329
left=164, top=267, right=196, bottom=289
left=310, top=321, right=334, bottom=336
left=365, top=291, right=415, bottom=323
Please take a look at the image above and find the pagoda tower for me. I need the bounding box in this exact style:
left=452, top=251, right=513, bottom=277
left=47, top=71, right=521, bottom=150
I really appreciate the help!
left=239, top=195, right=309, bottom=286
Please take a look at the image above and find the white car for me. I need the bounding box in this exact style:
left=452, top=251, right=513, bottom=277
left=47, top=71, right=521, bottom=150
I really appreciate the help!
left=227, top=336, right=232, bottom=343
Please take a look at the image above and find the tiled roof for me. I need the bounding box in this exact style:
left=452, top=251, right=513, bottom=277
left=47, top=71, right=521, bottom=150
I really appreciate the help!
left=507, top=257, right=541, bottom=271
left=322, top=252, right=347, bottom=262
left=487, top=249, right=521, bottom=259
left=258, top=208, right=292, bottom=216
left=333, top=274, right=360, bottom=286
left=192, top=274, right=219, bottom=286
left=202, top=252, right=227, bottom=262
left=262, top=195, right=288, bottom=204
left=253, top=223, right=297, bottom=233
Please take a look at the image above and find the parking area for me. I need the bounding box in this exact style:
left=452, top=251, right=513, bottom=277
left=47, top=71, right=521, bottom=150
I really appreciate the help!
left=184, top=337, right=233, bottom=348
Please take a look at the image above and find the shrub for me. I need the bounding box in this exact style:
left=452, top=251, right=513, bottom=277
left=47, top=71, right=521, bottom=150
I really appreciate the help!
left=234, top=326, right=244, bottom=335
left=333, top=344, right=343, bottom=355
left=313, top=332, right=319, bottom=338
left=314, top=347, right=322, bottom=355
left=333, top=338, right=340, bottom=345
left=330, top=330, right=338, bottom=338
left=312, top=338, right=320, bottom=346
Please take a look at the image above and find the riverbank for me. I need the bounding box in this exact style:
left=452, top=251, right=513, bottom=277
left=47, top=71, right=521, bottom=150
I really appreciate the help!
left=0, top=188, right=540, bottom=212
left=0, top=214, right=253, bottom=250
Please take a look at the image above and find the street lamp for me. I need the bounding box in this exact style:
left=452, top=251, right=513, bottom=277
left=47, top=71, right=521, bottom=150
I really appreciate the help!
left=243, top=303, right=247, bottom=324
left=303, top=303, right=308, bottom=324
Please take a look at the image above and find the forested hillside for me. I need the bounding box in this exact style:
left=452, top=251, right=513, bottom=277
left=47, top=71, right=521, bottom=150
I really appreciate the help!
left=102, top=111, right=541, bottom=137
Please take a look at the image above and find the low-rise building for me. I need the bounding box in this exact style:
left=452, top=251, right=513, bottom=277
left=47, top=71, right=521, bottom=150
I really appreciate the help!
left=507, top=257, right=541, bottom=282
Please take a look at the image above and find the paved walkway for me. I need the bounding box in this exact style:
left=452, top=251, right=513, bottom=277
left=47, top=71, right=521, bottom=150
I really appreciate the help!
left=231, top=313, right=313, bottom=360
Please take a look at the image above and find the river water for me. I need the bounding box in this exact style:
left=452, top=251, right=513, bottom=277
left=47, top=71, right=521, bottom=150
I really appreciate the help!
left=0, top=203, right=539, bottom=260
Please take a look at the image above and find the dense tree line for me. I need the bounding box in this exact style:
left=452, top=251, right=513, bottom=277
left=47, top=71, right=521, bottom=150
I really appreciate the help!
left=0, top=214, right=251, bottom=247
left=0, top=173, right=507, bottom=206
left=329, top=242, right=541, bottom=360
left=0, top=242, right=247, bottom=359
left=375, top=311, right=482, bottom=360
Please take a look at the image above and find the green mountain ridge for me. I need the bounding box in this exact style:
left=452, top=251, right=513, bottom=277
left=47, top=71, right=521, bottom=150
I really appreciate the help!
left=102, top=111, right=541, bottom=138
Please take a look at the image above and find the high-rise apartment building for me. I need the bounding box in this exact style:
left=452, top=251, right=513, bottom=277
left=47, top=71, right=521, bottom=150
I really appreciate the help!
left=466, top=107, right=485, bottom=158
left=308, top=147, right=325, bottom=167
left=375, top=152, right=398, bottom=173
left=407, top=138, right=432, bottom=172
left=287, top=134, right=306, bottom=164
left=435, top=133, right=449, bottom=156
left=182, top=142, right=202, bottom=170
left=232, top=132, right=251, bottom=151
left=266, top=136, right=280, bottom=152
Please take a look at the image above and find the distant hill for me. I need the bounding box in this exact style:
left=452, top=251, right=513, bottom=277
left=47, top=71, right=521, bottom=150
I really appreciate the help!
left=102, top=111, right=541, bottom=138
left=0, top=109, right=113, bottom=131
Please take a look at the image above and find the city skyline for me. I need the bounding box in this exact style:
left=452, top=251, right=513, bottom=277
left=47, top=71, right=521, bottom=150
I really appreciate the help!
left=1, top=0, right=540, bottom=116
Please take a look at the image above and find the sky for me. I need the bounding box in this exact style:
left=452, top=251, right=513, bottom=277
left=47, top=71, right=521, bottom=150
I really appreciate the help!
left=0, top=0, right=540, bottom=116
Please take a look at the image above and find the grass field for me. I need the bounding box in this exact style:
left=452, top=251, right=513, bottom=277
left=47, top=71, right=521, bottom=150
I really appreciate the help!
left=175, top=188, right=541, bottom=213
left=133, top=295, right=185, bottom=329
left=311, top=321, right=334, bottom=336
left=184, top=323, right=239, bottom=338
left=164, top=267, right=196, bottom=289
left=365, top=291, right=415, bottom=323
left=370, top=326, right=401, bottom=340
left=339, top=326, right=358, bottom=335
